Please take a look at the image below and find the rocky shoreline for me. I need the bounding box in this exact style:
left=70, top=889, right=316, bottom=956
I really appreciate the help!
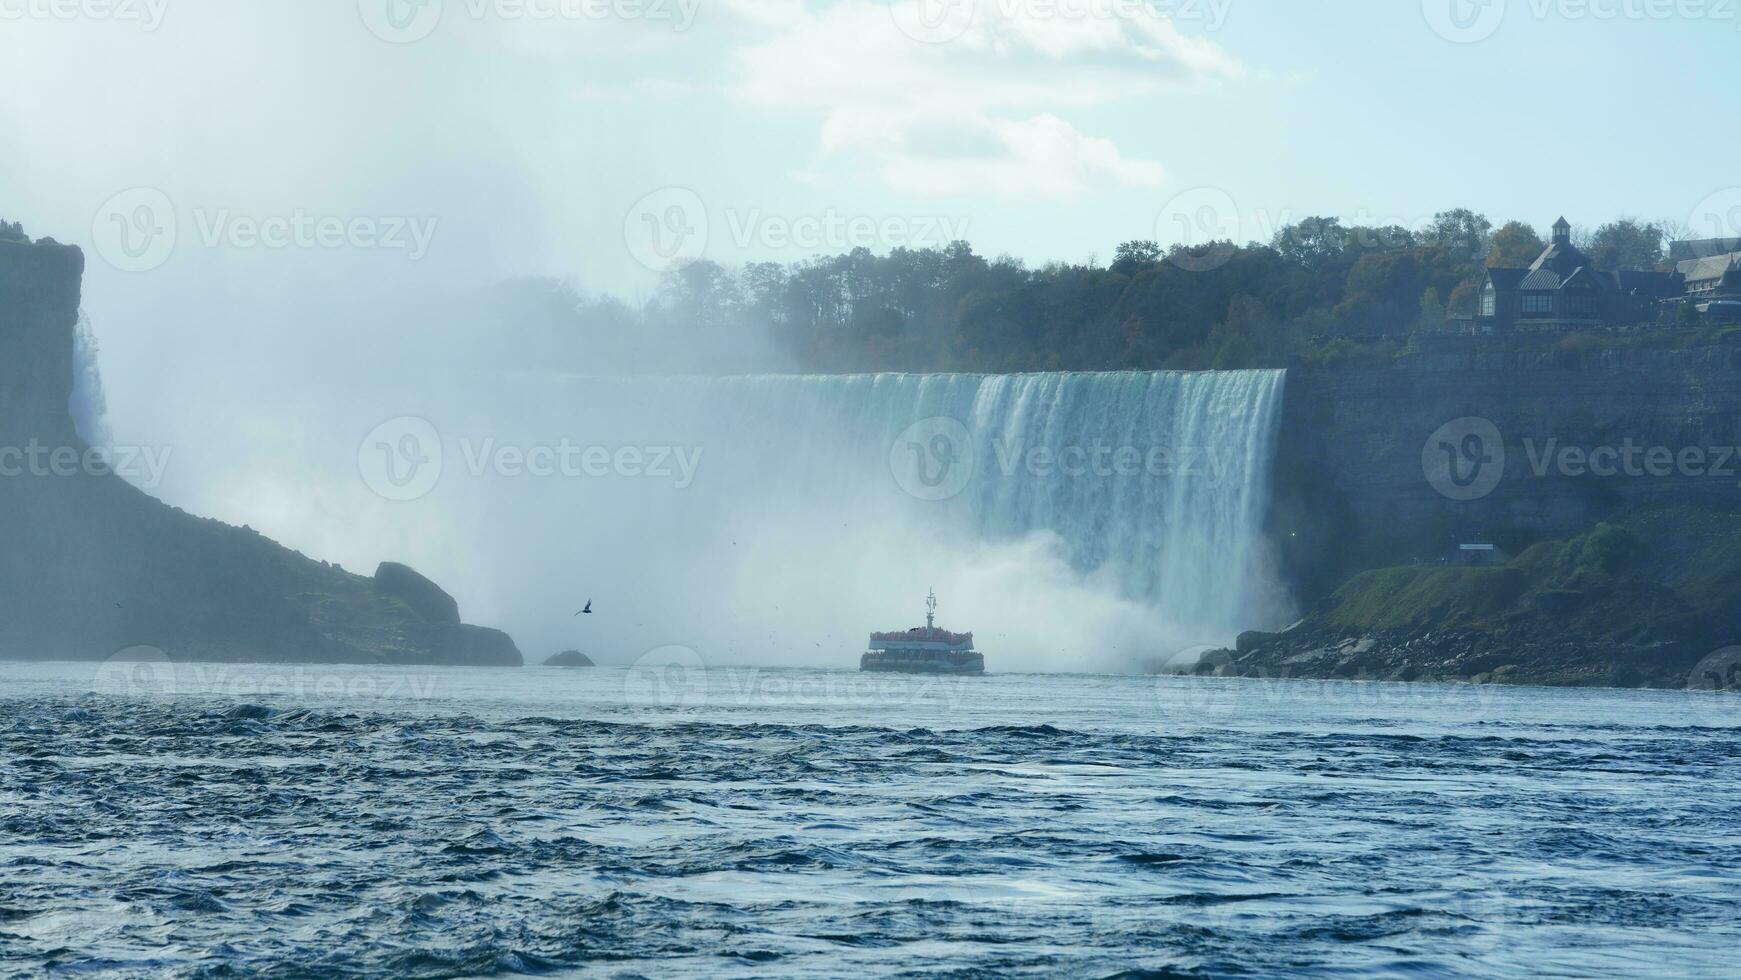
left=1174, top=509, right=1741, bottom=691
left=1183, top=624, right=1704, bottom=690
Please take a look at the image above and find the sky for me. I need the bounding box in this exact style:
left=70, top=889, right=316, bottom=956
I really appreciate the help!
left=3, top=0, right=1739, bottom=653
left=5, top=1, right=1738, bottom=299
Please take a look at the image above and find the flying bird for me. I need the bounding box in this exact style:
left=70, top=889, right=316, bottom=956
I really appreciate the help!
left=575, top=600, right=592, bottom=616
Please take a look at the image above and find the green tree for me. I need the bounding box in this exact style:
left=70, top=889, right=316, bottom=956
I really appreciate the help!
left=1587, top=218, right=1667, bottom=270
left=1111, top=240, right=1161, bottom=274
left=1487, top=221, right=1544, bottom=267
left=1418, top=288, right=1447, bottom=332
left=1271, top=216, right=1350, bottom=271
left=1447, top=279, right=1482, bottom=318
left=0, top=219, right=24, bottom=243
left=1426, top=209, right=1493, bottom=263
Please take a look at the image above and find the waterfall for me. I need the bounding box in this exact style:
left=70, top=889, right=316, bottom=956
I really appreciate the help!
left=467, top=369, right=1290, bottom=670
left=70, top=312, right=111, bottom=447
left=695, top=370, right=1287, bottom=640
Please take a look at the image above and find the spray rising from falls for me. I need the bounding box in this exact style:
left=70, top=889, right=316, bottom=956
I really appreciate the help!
left=716, top=370, right=1287, bottom=639
left=453, top=369, right=1290, bottom=671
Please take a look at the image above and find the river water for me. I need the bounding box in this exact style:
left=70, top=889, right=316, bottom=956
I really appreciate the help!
left=3, top=661, right=1739, bottom=978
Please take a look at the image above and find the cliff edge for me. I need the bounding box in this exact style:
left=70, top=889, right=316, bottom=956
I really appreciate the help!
left=0, top=237, right=521, bottom=666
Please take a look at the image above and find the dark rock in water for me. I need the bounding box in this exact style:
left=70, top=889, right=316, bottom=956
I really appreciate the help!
left=545, top=650, right=596, bottom=668
left=0, top=238, right=523, bottom=668
left=373, top=562, right=461, bottom=624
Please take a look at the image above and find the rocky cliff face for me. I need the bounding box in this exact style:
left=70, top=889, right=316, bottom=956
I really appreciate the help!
left=1271, top=344, right=1741, bottom=601
left=1232, top=344, right=1741, bottom=689
left=0, top=238, right=521, bottom=666
left=0, top=240, right=81, bottom=447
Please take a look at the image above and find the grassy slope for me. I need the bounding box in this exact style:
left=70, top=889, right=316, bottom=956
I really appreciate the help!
left=1315, top=509, right=1740, bottom=650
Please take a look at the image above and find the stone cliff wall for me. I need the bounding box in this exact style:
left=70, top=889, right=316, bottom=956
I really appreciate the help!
left=0, top=238, right=521, bottom=665
left=1271, top=344, right=1741, bottom=600
left=0, top=239, right=82, bottom=445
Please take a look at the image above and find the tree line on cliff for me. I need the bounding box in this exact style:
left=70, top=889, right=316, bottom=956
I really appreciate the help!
left=495, top=210, right=1678, bottom=375
left=2, top=211, right=1682, bottom=375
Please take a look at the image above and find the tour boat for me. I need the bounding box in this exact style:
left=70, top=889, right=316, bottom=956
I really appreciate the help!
left=861, top=590, right=986, bottom=675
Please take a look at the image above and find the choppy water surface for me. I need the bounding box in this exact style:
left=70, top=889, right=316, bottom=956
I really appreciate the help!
left=4, top=662, right=1740, bottom=978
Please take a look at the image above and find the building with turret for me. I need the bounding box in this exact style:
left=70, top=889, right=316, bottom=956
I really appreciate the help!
left=1475, top=217, right=1682, bottom=332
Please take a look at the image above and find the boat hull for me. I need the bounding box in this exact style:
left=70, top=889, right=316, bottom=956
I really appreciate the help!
left=860, top=652, right=986, bottom=676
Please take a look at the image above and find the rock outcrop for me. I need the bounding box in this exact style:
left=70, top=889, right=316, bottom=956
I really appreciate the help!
left=373, top=562, right=462, bottom=625
left=544, top=650, right=596, bottom=667
left=0, top=237, right=521, bottom=666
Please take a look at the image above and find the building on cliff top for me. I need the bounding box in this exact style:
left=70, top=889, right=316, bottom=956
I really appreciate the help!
left=1474, top=217, right=1683, bottom=332
left=1670, top=237, right=1741, bottom=263
left=1677, top=251, right=1741, bottom=302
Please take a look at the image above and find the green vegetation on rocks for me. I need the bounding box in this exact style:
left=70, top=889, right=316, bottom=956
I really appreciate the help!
left=1212, top=509, right=1741, bottom=688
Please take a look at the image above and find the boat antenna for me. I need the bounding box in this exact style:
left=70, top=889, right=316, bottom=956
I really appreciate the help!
left=926, top=588, right=937, bottom=633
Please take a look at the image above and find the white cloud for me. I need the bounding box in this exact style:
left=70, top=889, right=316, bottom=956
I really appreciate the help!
left=824, top=109, right=1165, bottom=197
left=727, top=0, right=1241, bottom=198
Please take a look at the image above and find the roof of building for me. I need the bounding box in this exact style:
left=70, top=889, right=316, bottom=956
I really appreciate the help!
left=1490, top=217, right=1686, bottom=299
left=1559, top=266, right=1613, bottom=292
left=1670, top=238, right=1741, bottom=263
left=1530, top=241, right=1594, bottom=277
left=1677, top=251, right=1741, bottom=283
left=1616, top=269, right=1684, bottom=297
left=1520, top=268, right=1563, bottom=291
left=1485, top=267, right=1528, bottom=290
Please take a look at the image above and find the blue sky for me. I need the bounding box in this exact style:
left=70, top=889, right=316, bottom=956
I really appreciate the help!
left=4, top=0, right=1737, bottom=300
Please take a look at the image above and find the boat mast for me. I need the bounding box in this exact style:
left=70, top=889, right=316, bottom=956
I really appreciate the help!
left=926, top=588, right=937, bottom=634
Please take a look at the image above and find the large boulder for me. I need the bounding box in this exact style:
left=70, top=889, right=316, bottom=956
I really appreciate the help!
left=428, top=624, right=522, bottom=667
left=373, top=562, right=460, bottom=625
left=545, top=650, right=595, bottom=667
